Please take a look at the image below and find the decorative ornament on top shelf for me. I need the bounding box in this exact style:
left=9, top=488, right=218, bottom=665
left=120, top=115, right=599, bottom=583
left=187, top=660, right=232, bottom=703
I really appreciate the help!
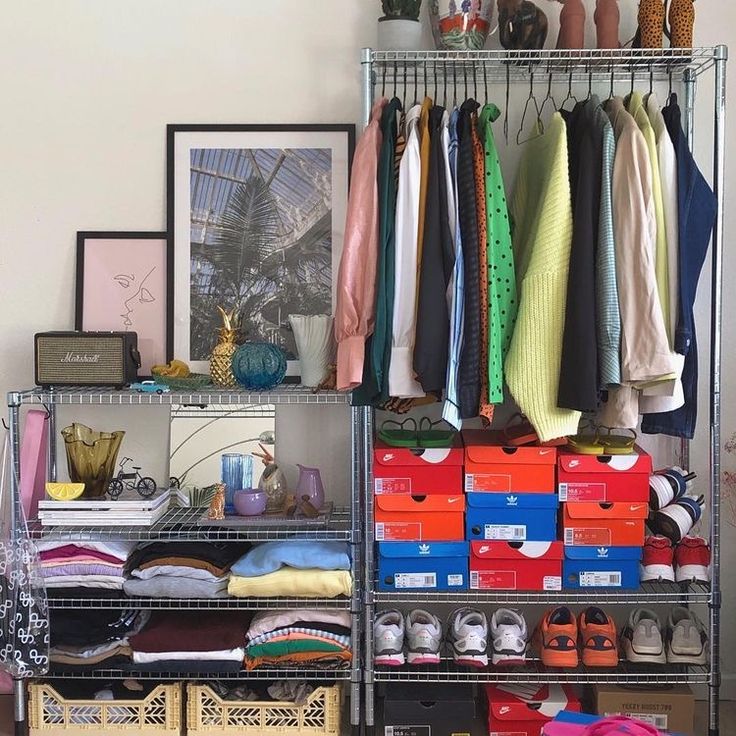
left=378, top=0, right=424, bottom=51
left=430, top=0, right=494, bottom=50
left=210, top=306, right=241, bottom=388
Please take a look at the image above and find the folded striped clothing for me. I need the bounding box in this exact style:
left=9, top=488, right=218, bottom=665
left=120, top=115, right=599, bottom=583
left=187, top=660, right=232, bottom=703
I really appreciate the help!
left=38, top=541, right=134, bottom=589
left=37, top=541, right=134, bottom=563
left=246, top=609, right=352, bottom=640
left=126, top=542, right=248, bottom=575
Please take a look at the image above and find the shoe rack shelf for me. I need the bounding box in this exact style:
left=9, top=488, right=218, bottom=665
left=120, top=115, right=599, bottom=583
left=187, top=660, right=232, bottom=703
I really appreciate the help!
left=6, top=386, right=368, bottom=735
left=360, top=46, right=727, bottom=735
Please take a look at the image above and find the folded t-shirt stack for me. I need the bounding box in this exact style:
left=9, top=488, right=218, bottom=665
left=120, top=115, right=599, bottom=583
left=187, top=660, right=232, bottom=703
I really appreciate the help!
left=37, top=541, right=135, bottom=590
left=128, top=611, right=251, bottom=675
left=50, top=608, right=149, bottom=669
left=244, top=609, right=352, bottom=671
left=228, top=542, right=352, bottom=599
left=124, top=542, right=249, bottom=599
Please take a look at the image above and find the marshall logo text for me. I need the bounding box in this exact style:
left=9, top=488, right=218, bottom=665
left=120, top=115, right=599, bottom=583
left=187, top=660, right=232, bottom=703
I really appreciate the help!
left=61, top=352, right=100, bottom=363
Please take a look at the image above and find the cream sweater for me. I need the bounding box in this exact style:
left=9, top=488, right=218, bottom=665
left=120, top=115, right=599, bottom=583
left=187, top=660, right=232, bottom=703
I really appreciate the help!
left=505, top=114, right=581, bottom=441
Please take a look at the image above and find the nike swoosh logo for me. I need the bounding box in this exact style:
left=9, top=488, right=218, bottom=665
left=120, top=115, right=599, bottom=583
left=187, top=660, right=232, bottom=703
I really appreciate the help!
left=447, top=498, right=461, bottom=503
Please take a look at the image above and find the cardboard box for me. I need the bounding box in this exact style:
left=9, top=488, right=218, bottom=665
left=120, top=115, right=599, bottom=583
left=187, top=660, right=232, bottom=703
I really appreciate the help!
left=466, top=492, right=559, bottom=541
left=463, top=430, right=557, bottom=493
left=594, top=685, right=695, bottom=735
left=470, top=541, right=563, bottom=591
left=382, top=683, right=485, bottom=736
left=557, top=448, right=652, bottom=503
left=562, top=502, right=648, bottom=547
left=377, top=541, right=469, bottom=592
left=563, top=545, right=641, bottom=589
left=484, top=684, right=581, bottom=736
left=375, top=494, right=465, bottom=541
left=373, top=438, right=464, bottom=496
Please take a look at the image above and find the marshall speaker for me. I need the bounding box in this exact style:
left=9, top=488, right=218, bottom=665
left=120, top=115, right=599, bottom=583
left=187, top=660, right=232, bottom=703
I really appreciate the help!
left=35, top=332, right=141, bottom=387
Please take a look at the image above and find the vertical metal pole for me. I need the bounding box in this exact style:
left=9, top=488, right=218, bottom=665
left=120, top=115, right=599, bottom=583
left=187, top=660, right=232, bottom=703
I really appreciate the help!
left=349, top=405, right=361, bottom=731
left=362, top=406, right=375, bottom=730
left=47, top=391, right=57, bottom=483
left=709, top=45, right=727, bottom=736
left=361, top=48, right=374, bottom=136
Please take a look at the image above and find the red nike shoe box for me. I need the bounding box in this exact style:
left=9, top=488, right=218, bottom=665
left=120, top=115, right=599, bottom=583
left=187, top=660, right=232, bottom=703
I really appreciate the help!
left=562, top=502, right=649, bottom=547
left=373, top=437, right=464, bottom=495
left=470, top=540, right=563, bottom=591
left=463, top=430, right=557, bottom=493
left=375, top=494, right=466, bottom=541
left=485, top=684, right=581, bottom=736
left=557, top=447, right=652, bottom=503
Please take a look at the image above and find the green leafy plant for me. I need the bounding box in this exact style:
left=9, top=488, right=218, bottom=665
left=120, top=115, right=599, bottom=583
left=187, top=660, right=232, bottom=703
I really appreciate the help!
left=381, top=0, right=422, bottom=20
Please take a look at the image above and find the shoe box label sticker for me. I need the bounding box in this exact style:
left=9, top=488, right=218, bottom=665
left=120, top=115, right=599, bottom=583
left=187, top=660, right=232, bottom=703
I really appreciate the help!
left=543, top=575, right=562, bottom=591
left=484, top=524, right=527, bottom=541
left=376, top=522, right=422, bottom=541
left=465, top=473, right=511, bottom=492
left=447, top=574, right=464, bottom=587
left=605, top=713, right=667, bottom=730
left=580, top=571, right=622, bottom=587
left=384, top=727, right=431, bottom=736
left=564, top=527, right=612, bottom=546
left=375, top=477, right=412, bottom=495
left=394, top=573, right=437, bottom=589
left=558, top=481, right=607, bottom=501
left=470, top=569, right=517, bottom=589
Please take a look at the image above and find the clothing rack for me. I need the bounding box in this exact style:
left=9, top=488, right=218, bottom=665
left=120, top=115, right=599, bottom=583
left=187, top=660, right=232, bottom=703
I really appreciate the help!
left=360, top=46, right=727, bottom=736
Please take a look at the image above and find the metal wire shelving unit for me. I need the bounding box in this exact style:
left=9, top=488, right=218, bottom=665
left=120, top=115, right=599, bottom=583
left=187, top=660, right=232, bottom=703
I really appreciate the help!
left=360, top=45, right=727, bottom=736
left=7, top=384, right=366, bottom=734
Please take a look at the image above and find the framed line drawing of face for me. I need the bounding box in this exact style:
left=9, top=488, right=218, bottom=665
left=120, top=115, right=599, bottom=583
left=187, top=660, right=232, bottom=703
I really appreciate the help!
left=167, top=124, right=355, bottom=378
left=75, top=232, right=170, bottom=377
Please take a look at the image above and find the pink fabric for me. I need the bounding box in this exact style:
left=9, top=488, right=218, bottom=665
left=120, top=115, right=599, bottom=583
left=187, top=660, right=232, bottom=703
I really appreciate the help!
left=19, top=410, right=47, bottom=519
left=40, top=546, right=124, bottom=565
left=0, top=671, right=11, bottom=694
left=585, top=717, right=660, bottom=736
left=335, top=98, right=387, bottom=390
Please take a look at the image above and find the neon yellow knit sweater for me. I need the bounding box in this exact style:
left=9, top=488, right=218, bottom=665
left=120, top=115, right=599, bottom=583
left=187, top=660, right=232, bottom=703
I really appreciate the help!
left=504, top=114, right=581, bottom=441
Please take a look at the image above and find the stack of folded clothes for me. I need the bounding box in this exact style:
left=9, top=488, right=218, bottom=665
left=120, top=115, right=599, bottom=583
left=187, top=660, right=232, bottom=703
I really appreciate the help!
left=124, top=542, right=249, bottom=599
left=244, top=609, right=352, bottom=671
left=50, top=608, right=149, bottom=669
left=37, top=541, right=134, bottom=590
left=128, top=612, right=251, bottom=674
left=228, top=542, right=352, bottom=599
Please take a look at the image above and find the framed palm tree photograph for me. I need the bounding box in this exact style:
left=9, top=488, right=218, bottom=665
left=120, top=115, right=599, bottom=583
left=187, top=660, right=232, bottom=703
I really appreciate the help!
left=167, top=123, right=354, bottom=378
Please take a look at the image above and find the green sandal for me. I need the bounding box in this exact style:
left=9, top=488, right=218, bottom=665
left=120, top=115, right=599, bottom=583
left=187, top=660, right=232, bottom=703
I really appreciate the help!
left=377, top=418, right=419, bottom=447
left=417, top=418, right=456, bottom=448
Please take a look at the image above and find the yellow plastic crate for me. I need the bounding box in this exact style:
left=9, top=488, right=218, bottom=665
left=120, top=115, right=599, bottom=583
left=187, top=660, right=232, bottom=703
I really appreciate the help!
left=186, top=683, right=342, bottom=736
left=28, top=682, right=182, bottom=736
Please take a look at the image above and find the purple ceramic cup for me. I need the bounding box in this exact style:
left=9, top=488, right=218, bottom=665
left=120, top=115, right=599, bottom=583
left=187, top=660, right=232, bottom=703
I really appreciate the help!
left=233, top=489, right=267, bottom=517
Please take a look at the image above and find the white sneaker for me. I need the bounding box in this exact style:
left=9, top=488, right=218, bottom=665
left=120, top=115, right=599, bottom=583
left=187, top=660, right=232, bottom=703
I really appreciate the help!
left=374, top=609, right=405, bottom=666
left=621, top=608, right=666, bottom=664
left=405, top=609, right=442, bottom=665
left=666, top=607, right=707, bottom=665
left=490, top=608, right=527, bottom=665
left=447, top=608, right=488, bottom=668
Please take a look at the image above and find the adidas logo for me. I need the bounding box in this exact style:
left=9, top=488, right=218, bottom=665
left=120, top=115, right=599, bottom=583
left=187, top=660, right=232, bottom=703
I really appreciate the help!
left=418, top=544, right=430, bottom=555
left=506, top=495, right=518, bottom=506
left=597, top=547, right=610, bottom=558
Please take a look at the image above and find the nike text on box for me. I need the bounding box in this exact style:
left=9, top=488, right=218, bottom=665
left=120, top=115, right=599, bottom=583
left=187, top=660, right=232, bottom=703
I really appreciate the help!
left=378, top=541, right=469, bottom=592
left=375, top=494, right=465, bottom=541
left=470, top=541, right=563, bottom=591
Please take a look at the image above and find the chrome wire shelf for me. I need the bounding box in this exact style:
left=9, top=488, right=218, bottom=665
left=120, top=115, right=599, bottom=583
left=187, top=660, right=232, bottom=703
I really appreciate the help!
left=373, top=581, right=711, bottom=606
left=11, top=384, right=350, bottom=407
left=46, top=595, right=352, bottom=610
left=47, top=667, right=353, bottom=681
left=30, top=505, right=355, bottom=542
left=374, top=661, right=709, bottom=685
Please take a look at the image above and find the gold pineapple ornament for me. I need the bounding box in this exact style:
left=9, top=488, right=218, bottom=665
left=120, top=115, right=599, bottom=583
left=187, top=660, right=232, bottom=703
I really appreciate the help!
left=210, top=306, right=240, bottom=387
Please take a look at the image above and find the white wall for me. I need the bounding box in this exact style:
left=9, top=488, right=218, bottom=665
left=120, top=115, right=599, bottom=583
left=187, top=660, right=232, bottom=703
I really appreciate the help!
left=1, top=0, right=734, bottom=690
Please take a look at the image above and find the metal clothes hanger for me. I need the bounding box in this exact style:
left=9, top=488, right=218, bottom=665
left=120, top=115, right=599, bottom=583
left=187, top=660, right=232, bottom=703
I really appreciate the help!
left=424, top=62, right=429, bottom=102
left=381, top=62, right=387, bottom=99
left=413, top=63, right=419, bottom=106
left=504, top=63, right=510, bottom=144
left=463, top=64, right=469, bottom=102
left=607, top=66, right=615, bottom=101
left=472, top=64, right=478, bottom=105
left=483, top=63, right=489, bottom=105
left=539, top=65, right=557, bottom=123
left=517, top=66, right=542, bottom=145
left=443, top=60, right=448, bottom=108
left=560, top=68, right=578, bottom=111
left=433, top=62, right=439, bottom=106
left=585, top=68, right=593, bottom=101
left=453, top=63, right=458, bottom=108
left=402, top=61, right=407, bottom=110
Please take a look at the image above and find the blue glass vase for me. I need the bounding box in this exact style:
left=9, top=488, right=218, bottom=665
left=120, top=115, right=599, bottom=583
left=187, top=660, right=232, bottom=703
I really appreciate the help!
left=231, top=342, right=287, bottom=390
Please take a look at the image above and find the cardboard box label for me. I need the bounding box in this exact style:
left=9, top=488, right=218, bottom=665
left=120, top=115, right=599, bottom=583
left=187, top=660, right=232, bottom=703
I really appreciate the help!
left=385, top=727, right=431, bottom=736
left=394, top=572, right=437, bottom=589
left=580, top=571, right=622, bottom=587
left=447, top=574, right=464, bottom=587
left=605, top=712, right=668, bottom=730
left=465, top=473, right=511, bottom=493
left=484, top=524, right=527, bottom=541
left=470, top=569, right=517, bottom=589
left=558, top=481, right=607, bottom=502
left=376, top=522, right=422, bottom=541
left=564, top=527, right=612, bottom=546
left=375, top=478, right=412, bottom=495
left=543, top=575, right=563, bottom=591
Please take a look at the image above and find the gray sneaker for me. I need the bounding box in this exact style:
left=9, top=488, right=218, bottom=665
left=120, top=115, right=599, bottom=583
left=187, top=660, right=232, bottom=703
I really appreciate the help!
left=666, top=606, right=707, bottom=665
left=621, top=608, right=666, bottom=664
left=406, top=609, right=442, bottom=665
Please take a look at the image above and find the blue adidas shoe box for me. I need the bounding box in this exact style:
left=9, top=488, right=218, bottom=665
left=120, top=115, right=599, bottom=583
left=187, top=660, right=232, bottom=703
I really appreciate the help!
left=563, top=545, right=641, bottom=589
left=466, top=492, right=559, bottom=541
left=377, top=541, right=469, bottom=591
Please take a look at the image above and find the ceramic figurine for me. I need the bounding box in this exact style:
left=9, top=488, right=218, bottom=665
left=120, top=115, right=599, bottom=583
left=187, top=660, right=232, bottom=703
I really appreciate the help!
left=210, top=306, right=240, bottom=388
left=557, top=0, right=586, bottom=49
left=430, top=0, right=494, bottom=49
left=595, top=0, right=621, bottom=49
left=207, top=483, right=226, bottom=520
left=254, top=444, right=288, bottom=514
left=498, top=0, right=549, bottom=50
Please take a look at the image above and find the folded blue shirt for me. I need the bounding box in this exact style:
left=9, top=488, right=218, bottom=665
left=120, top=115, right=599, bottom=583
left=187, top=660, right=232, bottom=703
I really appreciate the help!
left=231, top=541, right=351, bottom=577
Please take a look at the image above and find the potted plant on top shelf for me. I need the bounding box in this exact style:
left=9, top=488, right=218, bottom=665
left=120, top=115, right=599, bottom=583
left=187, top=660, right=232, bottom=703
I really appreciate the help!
left=378, top=0, right=424, bottom=51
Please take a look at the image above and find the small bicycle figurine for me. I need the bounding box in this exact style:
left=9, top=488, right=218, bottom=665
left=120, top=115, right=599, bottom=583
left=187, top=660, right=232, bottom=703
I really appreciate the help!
left=108, top=457, right=157, bottom=499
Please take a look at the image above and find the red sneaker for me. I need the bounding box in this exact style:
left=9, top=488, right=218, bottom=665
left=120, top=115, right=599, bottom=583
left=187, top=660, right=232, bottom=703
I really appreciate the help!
left=675, top=536, right=711, bottom=583
left=640, top=536, right=675, bottom=582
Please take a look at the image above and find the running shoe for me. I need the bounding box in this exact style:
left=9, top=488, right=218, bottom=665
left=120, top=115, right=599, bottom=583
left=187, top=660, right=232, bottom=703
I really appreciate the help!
left=374, top=609, right=405, bottom=666
left=536, top=606, right=578, bottom=668
left=405, top=609, right=442, bottom=665
left=578, top=606, right=618, bottom=667
left=649, top=467, right=689, bottom=511
left=674, top=536, right=711, bottom=583
left=649, top=494, right=704, bottom=543
left=490, top=608, right=527, bottom=665
left=666, top=606, right=707, bottom=665
left=447, top=608, right=489, bottom=668
left=621, top=608, right=666, bottom=664
left=640, top=535, right=676, bottom=583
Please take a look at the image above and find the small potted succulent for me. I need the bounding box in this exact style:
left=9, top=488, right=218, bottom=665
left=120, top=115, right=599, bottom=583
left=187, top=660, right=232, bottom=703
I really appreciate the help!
left=378, top=0, right=424, bottom=51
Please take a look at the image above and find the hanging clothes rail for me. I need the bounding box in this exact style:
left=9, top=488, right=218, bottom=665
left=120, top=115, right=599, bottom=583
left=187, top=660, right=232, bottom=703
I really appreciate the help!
left=360, top=45, right=727, bottom=736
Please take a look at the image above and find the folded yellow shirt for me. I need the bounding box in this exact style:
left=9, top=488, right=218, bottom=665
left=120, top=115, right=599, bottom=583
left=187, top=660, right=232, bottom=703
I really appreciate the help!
left=228, top=568, right=352, bottom=598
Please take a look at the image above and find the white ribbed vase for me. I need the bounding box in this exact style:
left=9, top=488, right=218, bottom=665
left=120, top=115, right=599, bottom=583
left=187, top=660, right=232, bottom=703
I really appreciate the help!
left=289, top=314, right=334, bottom=388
